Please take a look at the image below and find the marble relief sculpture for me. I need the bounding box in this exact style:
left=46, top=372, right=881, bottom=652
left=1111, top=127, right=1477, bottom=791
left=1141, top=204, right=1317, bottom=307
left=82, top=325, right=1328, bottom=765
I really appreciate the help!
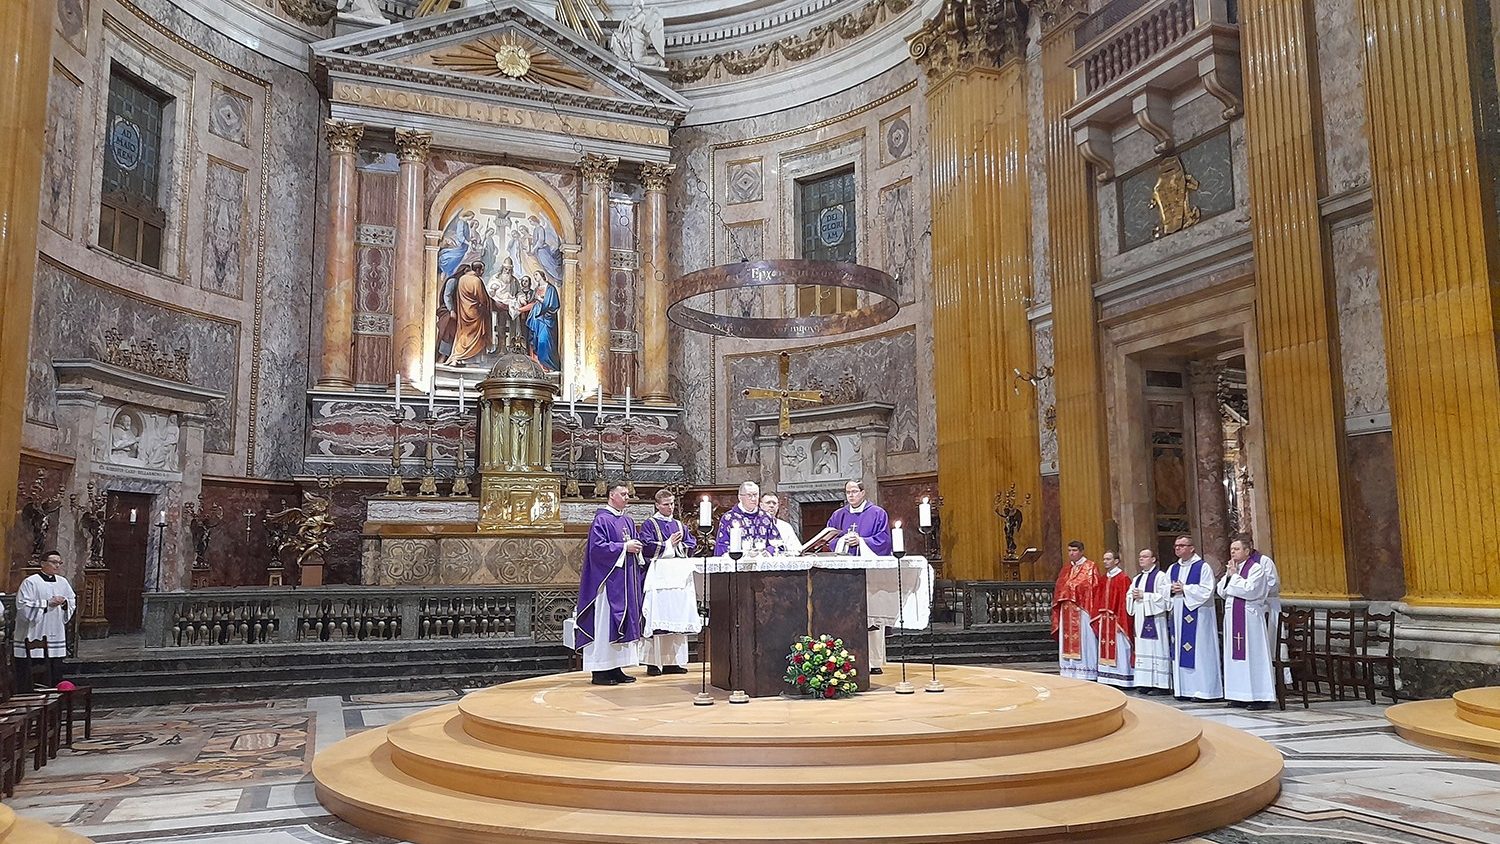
left=337, top=0, right=389, bottom=25
left=610, top=0, right=666, bottom=69
left=102, top=406, right=181, bottom=471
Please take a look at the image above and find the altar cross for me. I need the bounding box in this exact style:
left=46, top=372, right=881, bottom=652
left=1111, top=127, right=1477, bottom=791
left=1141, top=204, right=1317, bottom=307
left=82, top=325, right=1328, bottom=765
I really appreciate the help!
left=742, top=352, right=823, bottom=438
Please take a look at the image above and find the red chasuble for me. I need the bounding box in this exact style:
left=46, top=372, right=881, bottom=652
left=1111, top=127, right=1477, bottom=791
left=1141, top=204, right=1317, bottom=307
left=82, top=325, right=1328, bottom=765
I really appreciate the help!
left=1091, top=569, right=1134, bottom=667
left=1051, top=560, right=1103, bottom=661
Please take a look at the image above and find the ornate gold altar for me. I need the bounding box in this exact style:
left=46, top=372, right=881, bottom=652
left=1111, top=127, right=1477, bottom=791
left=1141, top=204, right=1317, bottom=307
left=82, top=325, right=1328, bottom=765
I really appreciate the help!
left=477, top=353, right=563, bottom=534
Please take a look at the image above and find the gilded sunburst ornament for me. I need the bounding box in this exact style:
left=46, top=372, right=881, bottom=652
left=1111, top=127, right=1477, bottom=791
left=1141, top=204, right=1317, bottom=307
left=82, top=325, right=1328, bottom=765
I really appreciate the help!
left=432, top=33, right=590, bottom=90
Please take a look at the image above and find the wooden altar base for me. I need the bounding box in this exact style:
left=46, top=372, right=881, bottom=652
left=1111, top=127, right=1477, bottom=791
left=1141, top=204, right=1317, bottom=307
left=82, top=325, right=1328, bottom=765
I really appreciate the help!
left=314, top=665, right=1282, bottom=843
left=0, top=804, right=92, bottom=843
left=1388, top=686, right=1500, bottom=763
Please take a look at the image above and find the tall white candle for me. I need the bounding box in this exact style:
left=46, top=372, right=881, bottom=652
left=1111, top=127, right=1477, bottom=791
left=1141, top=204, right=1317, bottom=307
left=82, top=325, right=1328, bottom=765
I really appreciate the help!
left=698, top=497, right=712, bottom=527
left=892, top=522, right=905, bottom=554
left=428, top=386, right=435, bottom=413
left=458, top=379, right=465, bottom=413
left=919, top=497, right=932, bottom=528
left=624, top=386, right=631, bottom=420
left=569, top=392, right=577, bottom=420
left=596, top=390, right=603, bottom=415
left=729, top=524, right=743, bottom=553
left=157, top=510, right=166, bottom=526
left=395, top=373, right=402, bottom=411
left=128, top=508, right=138, bottom=524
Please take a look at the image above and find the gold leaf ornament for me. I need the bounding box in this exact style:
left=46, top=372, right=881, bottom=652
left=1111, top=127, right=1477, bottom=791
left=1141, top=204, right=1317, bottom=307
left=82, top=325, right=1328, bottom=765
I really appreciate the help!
left=431, top=33, right=590, bottom=90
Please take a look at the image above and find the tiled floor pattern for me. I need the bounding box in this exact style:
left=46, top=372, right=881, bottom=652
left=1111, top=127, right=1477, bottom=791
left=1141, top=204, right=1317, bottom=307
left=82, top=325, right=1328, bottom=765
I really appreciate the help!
left=9, top=664, right=1499, bottom=844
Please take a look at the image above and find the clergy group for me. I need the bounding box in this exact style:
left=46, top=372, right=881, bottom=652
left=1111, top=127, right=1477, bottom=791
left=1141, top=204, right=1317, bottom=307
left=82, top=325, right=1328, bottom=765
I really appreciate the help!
left=573, top=479, right=894, bottom=686
left=1051, top=533, right=1281, bottom=710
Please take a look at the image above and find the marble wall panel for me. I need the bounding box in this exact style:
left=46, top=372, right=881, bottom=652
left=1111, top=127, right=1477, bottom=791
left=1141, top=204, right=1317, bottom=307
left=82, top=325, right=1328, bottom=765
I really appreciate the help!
left=196, top=478, right=300, bottom=587
left=1333, top=217, right=1389, bottom=420
left=208, top=83, right=251, bottom=147
left=201, top=158, right=248, bottom=298
left=1039, top=473, right=1062, bottom=581
left=725, top=158, right=763, bottom=204
left=27, top=261, right=240, bottom=454
left=725, top=328, right=920, bottom=466
left=1034, top=323, right=1058, bottom=471
left=880, top=109, right=912, bottom=165
left=1314, top=0, right=1371, bottom=192
left=40, top=66, right=81, bottom=237
left=56, top=0, right=88, bottom=54
left=1344, top=431, right=1404, bottom=601
left=1026, top=49, right=1051, bottom=309
left=879, top=179, right=915, bottom=305
left=357, top=168, right=397, bottom=228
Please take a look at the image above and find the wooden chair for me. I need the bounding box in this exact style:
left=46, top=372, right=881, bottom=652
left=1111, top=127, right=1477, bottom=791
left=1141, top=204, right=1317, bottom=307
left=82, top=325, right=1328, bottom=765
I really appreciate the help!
left=1349, top=610, right=1398, bottom=704
left=0, top=717, right=26, bottom=795
left=1321, top=609, right=1358, bottom=700
left=1273, top=608, right=1315, bottom=710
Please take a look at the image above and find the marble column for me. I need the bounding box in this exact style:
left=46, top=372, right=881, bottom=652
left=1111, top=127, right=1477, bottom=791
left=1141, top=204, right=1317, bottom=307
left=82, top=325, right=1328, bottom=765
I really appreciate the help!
left=0, top=0, right=56, bottom=561
left=316, top=121, right=363, bottom=390
left=1240, top=0, right=1354, bottom=598
left=392, top=128, right=432, bottom=391
left=1188, top=361, right=1229, bottom=568
left=638, top=162, right=675, bottom=404
left=578, top=154, right=617, bottom=397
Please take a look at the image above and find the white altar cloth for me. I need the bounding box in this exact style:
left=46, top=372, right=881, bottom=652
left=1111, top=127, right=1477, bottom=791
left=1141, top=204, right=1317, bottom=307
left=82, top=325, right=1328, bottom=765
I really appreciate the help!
left=693, top=555, right=932, bottom=631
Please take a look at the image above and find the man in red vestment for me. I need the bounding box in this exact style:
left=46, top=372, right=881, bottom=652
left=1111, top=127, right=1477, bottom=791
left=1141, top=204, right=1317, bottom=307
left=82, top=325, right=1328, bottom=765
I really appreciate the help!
left=1092, top=550, right=1135, bottom=688
left=1052, top=540, right=1103, bottom=680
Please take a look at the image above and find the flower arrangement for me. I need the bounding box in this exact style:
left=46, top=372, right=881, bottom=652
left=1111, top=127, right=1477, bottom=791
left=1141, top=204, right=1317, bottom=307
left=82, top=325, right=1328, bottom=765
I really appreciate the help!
left=784, top=634, right=859, bottom=699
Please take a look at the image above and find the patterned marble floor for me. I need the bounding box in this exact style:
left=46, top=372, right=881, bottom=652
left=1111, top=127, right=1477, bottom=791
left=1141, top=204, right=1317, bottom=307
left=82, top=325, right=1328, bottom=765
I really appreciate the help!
left=8, top=664, right=1499, bottom=844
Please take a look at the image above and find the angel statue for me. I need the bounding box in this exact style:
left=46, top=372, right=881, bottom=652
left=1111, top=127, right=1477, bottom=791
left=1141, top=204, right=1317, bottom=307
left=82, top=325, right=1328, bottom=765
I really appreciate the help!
left=610, top=0, right=666, bottom=69
left=267, top=491, right=334, bottom=570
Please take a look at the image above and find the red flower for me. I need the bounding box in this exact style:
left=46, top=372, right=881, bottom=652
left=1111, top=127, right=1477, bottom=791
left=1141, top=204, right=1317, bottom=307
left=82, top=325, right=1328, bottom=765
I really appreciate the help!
left=825, top=661, right=837, bottom=671
left=843, top=662, right=854, bottom=671
left=794, top=654, right=805, bottom=664
left=796, top=675, right=807, bottom=685
left=824, top=687, right=838, bottom=698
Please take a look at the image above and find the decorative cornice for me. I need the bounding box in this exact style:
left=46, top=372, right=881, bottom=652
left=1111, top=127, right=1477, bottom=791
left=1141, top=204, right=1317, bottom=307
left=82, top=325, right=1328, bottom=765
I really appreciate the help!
left=639, top=161, right=677, bottom=192
left=669, top=0, right=915, bottom=84
left=279, top=0, right=337, bottom=27
left=393, top=127, right=433, bottom=162
left=1024, top=0, right=1087, bottom=37
left=908, top=0, right=1029, bottom=80
left=325, top=119, right=365, bottom=154
left=578, top=153, right=619, bottom=185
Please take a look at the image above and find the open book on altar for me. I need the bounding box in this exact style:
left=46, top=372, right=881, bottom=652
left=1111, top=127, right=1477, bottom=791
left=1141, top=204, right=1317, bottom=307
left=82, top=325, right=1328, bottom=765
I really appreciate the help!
left=796, top=526, right=840, bottom=556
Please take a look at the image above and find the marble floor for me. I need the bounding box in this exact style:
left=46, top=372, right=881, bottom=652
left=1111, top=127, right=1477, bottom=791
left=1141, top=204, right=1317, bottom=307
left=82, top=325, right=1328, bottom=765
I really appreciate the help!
left=8, top=663, right=1499, bottom=844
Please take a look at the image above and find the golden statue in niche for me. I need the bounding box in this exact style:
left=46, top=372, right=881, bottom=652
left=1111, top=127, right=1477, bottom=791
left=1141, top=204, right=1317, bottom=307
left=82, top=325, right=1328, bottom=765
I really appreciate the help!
left=1151, top=155, right=1201, bottom=238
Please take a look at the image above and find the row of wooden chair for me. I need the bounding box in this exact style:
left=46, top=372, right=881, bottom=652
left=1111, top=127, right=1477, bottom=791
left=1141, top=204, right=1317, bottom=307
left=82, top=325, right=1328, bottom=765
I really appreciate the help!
left=1274, top=607, right=1397, bottom=710
left=0, top=637, right=93, bottom=796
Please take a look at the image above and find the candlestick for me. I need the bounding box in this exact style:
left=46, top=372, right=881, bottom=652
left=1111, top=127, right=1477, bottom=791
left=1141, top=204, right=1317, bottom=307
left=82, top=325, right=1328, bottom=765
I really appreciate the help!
left=698, top=497, right=712, bottom=527
left=418, top=415, right=439, bottom=497
left=919, top=497, right=932, bottom=528
left=892, top=522, right=905, bottom=554
left=458, top=379, right=465, bottom=414
left=386, top=411, right=405, bottom=496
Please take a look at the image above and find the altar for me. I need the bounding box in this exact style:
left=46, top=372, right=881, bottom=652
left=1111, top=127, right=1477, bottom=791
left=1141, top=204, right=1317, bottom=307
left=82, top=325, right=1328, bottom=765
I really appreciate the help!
left=693, top=554, right=931, bottom=697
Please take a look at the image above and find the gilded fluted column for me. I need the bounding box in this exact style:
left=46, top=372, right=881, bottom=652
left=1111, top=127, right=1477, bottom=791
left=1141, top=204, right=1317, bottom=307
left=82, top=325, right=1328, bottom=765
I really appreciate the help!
left=913, top=10, right=1039, bottom=581
left=1240, top=0, right=1353, bottom=598
left=579, top=154, right=617, bottom=397
left=1357, top=0, right=1500, bottom=605
left=1188, top=360, right=1229, bottom=566
left=316, top=120, right=362, bottom=390
left=392, top=128, right=432, bottom=391
left=0, top=0, right=55, bottom=568
left=638, top=162, right=675, bottom=403
left=1036, top=5, right=1111, bottom=557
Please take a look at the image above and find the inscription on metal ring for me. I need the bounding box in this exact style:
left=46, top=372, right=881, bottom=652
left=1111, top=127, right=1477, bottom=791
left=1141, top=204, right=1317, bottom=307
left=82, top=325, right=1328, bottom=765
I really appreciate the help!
left=666, top=260, right=900, bottom=339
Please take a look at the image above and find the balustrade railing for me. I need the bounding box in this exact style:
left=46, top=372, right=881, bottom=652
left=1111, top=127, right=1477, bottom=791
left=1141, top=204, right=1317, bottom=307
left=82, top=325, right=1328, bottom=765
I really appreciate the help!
left=963, top=581, right=1055, bottom=629
left=1081, top=0, right=1196, bottom=94
left=146, top=586, right=574, bottom=648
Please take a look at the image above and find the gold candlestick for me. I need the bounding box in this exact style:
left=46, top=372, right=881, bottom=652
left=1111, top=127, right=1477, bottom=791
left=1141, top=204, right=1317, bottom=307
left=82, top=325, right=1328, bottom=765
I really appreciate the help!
left=385, top=412, right=406, bottom=496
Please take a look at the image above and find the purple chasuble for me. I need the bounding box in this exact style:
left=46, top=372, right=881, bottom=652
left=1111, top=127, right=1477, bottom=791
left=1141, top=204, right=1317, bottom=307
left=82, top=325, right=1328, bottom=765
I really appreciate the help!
left=1135, top=568, right=1161, bottom=639
left=640, top=514, right=697, bottom=562
left=1169, top=559, right=1206, bottom=669
left=1229, top=552, right=1260, bottom=662
left=713, top=505, right=779, bottom=555
left=825, top=504, right=892, bottom=555
left=575, top=508, right=645, bottom=648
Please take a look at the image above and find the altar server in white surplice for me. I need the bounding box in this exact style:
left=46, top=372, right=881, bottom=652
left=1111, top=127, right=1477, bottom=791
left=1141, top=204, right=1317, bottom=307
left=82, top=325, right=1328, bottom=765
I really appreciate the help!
left=639, top=489, right=700, bottom=676
left=1127, top=548, right=1173, bottom=695
left=1167, top=535, right=1223, bottom=701
left=1218, top=537, right=1277, bottom=710
left=13, top=552, right=76, bottom=690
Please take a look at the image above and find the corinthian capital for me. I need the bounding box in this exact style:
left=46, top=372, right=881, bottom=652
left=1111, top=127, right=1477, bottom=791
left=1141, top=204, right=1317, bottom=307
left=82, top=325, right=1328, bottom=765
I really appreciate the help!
left=578, top=153, right=619, bottom=186
left=909, top=0, right=1028, bottom=80
left=325, top=120, right=364, bottom=155
left=1024, top=0, right=1088, bottom=36
left=394, top=128, right=433, bottom=163
left=639, top=162, right=676, bottom=192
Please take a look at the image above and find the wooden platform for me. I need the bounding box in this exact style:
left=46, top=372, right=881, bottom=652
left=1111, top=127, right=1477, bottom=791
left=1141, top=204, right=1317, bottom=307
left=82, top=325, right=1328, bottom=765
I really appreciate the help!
left=0, top=804, right=92, bottom=843
left=1388, top=686, right=1500, bottom=763
left=314, top=665, right=1283, bottom=843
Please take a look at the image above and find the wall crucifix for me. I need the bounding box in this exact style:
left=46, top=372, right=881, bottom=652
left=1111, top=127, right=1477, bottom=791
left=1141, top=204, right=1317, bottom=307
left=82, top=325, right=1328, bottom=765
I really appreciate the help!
left=742, top=352, right=824, bottom=438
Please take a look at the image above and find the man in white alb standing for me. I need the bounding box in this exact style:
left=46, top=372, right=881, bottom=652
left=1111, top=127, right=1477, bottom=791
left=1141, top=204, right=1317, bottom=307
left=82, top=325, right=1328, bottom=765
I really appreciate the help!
left=1127, top=548, right=1173, bottom=695
left=13, top=552, right=76, bottom=691
left=1167, top=535, right=1223, bottom=701
left=1219, top=536, right=1277, bottom=710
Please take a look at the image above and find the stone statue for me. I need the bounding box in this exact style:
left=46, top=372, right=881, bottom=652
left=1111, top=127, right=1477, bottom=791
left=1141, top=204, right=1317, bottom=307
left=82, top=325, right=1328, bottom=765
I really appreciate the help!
left=337, top=0, right=389, bottom=25
left=610, top=0, right=666, bottom=70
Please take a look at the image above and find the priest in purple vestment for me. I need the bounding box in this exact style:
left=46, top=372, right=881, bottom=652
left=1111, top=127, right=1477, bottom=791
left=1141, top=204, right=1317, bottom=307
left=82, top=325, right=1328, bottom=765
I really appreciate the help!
left=713, top=481, right=780, bottom=555
left=826, top=480, right=893, bottom=671
left=576, top=481, right=646, bottom=686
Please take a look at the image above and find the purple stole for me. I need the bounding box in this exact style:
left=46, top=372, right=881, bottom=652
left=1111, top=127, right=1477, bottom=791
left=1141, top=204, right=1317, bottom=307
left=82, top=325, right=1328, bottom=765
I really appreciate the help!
left=1229, top=552, right=1261, bottom=662
left=1171, top=559, right=1206, bottom=669
left=1136, top=568, right=1161, bottom=640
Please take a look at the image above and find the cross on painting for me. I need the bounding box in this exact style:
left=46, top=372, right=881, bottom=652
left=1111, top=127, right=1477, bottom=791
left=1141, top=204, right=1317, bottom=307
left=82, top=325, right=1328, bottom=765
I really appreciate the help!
left=742, top=351, right=823, bottom=438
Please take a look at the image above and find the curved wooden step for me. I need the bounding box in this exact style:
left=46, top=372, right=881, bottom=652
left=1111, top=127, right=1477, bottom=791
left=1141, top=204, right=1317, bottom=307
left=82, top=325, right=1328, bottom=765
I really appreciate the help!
left=0, top=805, right=92, bottom=844
left=1455, top=687, right=1500, bottom=730
left=459, top=668, right=1127, bottom=765
left=384, top=704, right=1201, bottom=813
left=1389, top=691, right=1500, bottom=763
left=316, top=717, right=1279, bottom=843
